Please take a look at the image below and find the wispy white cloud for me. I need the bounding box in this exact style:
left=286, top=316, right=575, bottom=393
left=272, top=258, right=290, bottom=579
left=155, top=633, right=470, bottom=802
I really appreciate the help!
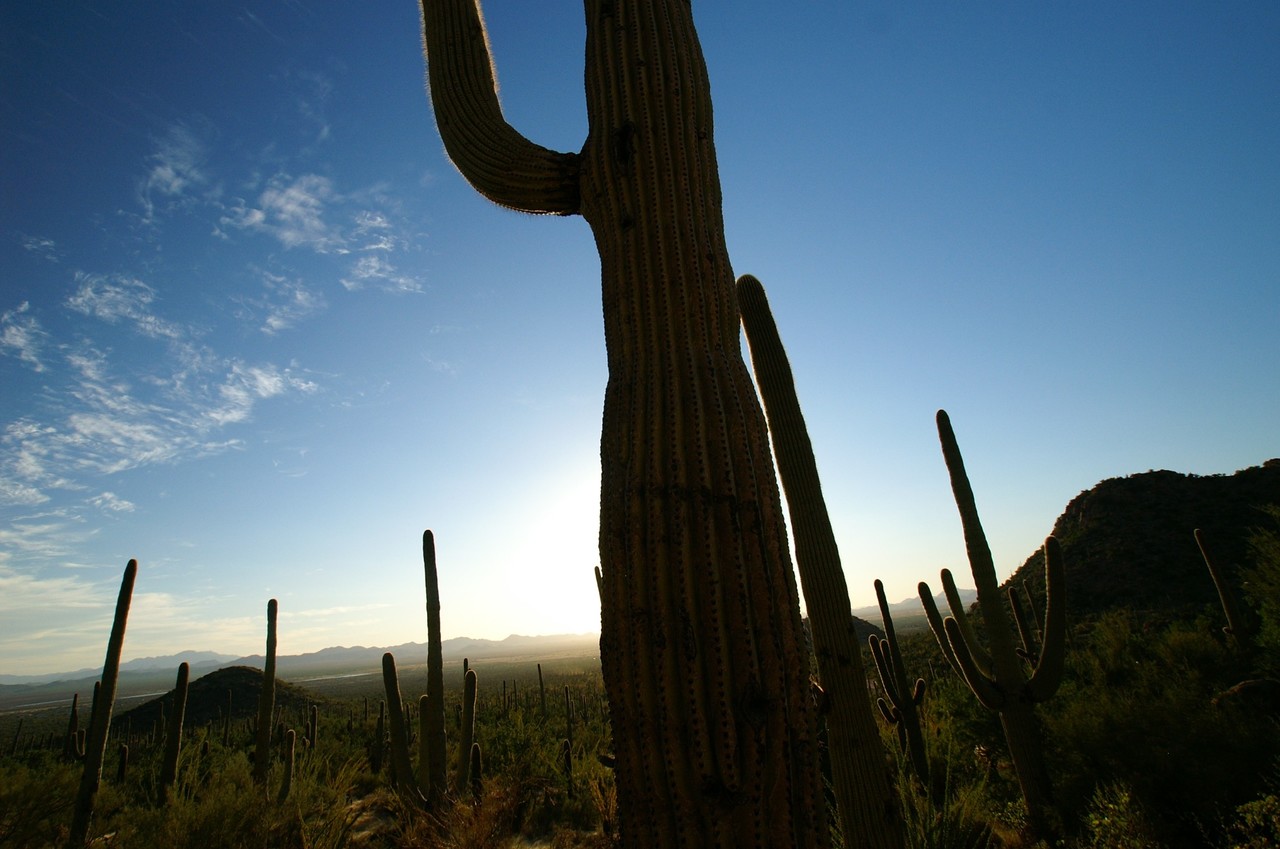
left=67, top=273, right=184, bottom=341
left=0, top=302, right=48, bottom=372
left=207, top=362, right=318, bottom=426
left=256, top=271, right=327, bottom=335
left=138, top=122, right=210, bottom=222
left=20, top=235, right=60, bottom=262
left=88, top=492, right=135, bottom=513
left=219, top=173, right=343, bottom=252
left=340, top=254, right=422, bottom=294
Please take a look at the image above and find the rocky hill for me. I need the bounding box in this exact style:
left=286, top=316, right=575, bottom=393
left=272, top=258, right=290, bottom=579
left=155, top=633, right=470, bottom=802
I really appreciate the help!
left=113, top=666, right=320, bottom=736
left=1003, top=459, right=1280, bottom=622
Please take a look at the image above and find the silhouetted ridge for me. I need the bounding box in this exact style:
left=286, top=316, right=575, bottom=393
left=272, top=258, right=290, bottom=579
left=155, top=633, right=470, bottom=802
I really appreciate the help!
left=114, top=665, right=318, bottom=732
left=1003, top=460, right=1280, bottom=620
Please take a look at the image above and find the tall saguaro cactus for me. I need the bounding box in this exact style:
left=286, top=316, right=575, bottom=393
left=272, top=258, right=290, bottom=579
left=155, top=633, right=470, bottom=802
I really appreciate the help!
left=420, top=4, right=825, bottom=846
left=68, top=559, right=137, bottom=848
left=159, top=662, right=190, bottom=803
left=421, top=530, right=447, bottom=803
left=919, top=410, right=1066, bottom=841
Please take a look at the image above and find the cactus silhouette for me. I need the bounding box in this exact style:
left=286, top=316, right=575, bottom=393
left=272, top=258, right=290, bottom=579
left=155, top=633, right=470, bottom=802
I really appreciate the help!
left=420, top=4, right=824, bottom=845
left=159, top=662, right=190, bottom=804
left=252, top=599, right=278, bottom=785
left=68, top=559, right=136, bottom=847
left=382, top=652, right=427, bottom=805
left=1196, top=527, right=1253, bottom=649
left=421, top=530, right=447, bottom=803
left=869, top=579, right=929, bottom=791
left=737, top=273, right=903, bottom=845
left=454, top=667, right=477, bottom=794
left=919, top=410, right=1066, bottom=841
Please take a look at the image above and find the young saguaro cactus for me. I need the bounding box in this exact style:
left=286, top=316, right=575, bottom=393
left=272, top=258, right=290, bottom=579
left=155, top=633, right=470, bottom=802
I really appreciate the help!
left=382, top=652, right=427, bottom=806
left=68, top=559, right=137, bottom=848
left=738, top=273, right=903, bottom=846
left=919, top=410, right=1067, bottom=842
left=420, top=5, right=825, bottom=846
left=454, top=667, right=477, bottom=795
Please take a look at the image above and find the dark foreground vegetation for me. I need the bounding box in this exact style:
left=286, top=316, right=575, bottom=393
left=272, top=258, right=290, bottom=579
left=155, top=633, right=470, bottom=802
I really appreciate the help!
left=2, top=471, right=1278, bottom=849
left=2, top=503, right=1277, bottom=848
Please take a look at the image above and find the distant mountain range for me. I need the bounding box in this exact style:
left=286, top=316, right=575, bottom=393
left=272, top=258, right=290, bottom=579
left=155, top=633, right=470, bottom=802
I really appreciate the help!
left=0, top=633, right=599, bottom=712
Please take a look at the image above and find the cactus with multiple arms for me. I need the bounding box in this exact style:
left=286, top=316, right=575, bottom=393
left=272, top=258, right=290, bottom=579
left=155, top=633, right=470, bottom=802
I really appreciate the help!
left=919, top=410, right=1066, bottom=841
left=870, top=579, right=929, bottom=790
left=68, top=558, right=137, bottom=847
left=737, top=273, right=903, bottom=845
left=420, top=5, right=825, bottom=845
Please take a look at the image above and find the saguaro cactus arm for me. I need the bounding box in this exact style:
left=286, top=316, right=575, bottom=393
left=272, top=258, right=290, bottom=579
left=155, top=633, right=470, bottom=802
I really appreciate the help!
left=1026, top=536, right=1067, bottom=702
left=420, top=0, right=579, bottom=213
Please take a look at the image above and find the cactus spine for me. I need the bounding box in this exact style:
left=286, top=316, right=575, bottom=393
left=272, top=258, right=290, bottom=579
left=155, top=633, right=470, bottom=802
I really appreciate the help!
left=422, top=530, right=447, bottom=803
left=159, top=662, right=190, bottom=803
left=737, top=273, right=903, bottom=846
left=68, top=558, right=137, bottom=848
left=252, top=599, right=278, bottom=785
left=919, top=410, right=1066, bottom=841
left=420, top=5, right=825, bottom=846
left=454, top=667, right=477, bottom=794
left=869, top=579, right=929, bottom=790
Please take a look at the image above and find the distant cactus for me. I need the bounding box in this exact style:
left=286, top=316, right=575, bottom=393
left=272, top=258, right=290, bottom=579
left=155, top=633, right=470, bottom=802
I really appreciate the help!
left=115, top=743, right=128, bottom=783
left=738, top=273, right=903, bottom=846
left=918, top=411, right=1067, bottom=842
left=64, top=693, right=82, bottom=762
left=422, top=530, right=447, bottom=804
left=159, top=662, right=190, bottom=803
left=68, top=558, right=137, bottom=848
left=1196, top=528, right=1253, bottom=649
left=252, top=599, right=279, bottom=785
left=307, top=704, right=318, bottom=751
left=454, top=668, right=477, bottom=794
left=538, top=663, right=547, bottom=719
left=370, top=701, right=386, bottom=774
left=869, top=579, right=929, bottom=790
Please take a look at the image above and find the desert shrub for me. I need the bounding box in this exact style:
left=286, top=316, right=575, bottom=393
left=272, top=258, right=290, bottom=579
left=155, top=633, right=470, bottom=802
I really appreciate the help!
left=1222, top=791, right=1280, bottom=849
left=1081, top=782, right=1161, bottom=849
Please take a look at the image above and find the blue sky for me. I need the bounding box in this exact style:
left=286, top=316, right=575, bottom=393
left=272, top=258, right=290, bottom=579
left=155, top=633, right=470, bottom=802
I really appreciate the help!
left=2, top=2, right=1277, bottom=675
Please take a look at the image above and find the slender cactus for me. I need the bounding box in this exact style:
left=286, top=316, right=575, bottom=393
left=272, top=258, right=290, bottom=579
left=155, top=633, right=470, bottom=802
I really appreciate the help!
left=454, top=668, right=477, bottom=793
left=278, top=729, right=296, bottom=803
left=737, top=273, right=903, bottom=845
left=869, top=579, right=930, bottom=791
left=159, top=662, right=190, bottom=803
left=420, top=5, right=825, bottom=846
left=382, top=652, right=427, bottom=805
left=1196, top=528, right=1253, bottom=649
left=422, top=530, right=447, bottom=803
left=68, top=558, right=137, bottom=848
left=252, top=599, right=279, bottom=785
left=308, top=704, right=318, bottom=751
left=919, top=410, right=1067, bottom=841
left=537, top=663, right=547, bottom=719
left=64, top=693, right=81, bottom=762
left=370, top=701, right=386, bottom=774
left=115, top=743, right=128, bottom=784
